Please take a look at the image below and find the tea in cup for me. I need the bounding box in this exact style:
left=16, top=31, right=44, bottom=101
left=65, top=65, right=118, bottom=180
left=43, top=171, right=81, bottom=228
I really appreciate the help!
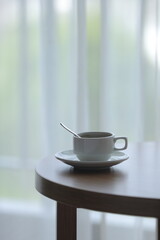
left=73, top=132, right=128, bottom=161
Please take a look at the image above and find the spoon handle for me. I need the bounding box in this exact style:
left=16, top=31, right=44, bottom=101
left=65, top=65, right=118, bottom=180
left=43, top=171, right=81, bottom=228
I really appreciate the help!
left=60, top=122, right=81, bottom=138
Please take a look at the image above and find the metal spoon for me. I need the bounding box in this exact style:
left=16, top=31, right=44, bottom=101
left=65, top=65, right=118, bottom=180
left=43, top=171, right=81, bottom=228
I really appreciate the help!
left=60, top=122, right=81, bottom=138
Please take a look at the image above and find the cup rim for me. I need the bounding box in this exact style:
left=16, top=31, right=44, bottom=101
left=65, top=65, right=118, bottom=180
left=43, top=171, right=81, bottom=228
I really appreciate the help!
left=74, top=131, right=114, bottom=139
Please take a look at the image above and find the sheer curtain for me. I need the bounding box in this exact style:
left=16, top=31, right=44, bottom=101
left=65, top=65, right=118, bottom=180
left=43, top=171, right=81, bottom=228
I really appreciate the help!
left=0, top=0, right=159, bottom=239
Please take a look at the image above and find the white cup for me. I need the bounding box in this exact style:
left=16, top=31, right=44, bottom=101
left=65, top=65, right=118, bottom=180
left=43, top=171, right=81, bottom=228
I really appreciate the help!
left=73, top=132, right=128, bottom=161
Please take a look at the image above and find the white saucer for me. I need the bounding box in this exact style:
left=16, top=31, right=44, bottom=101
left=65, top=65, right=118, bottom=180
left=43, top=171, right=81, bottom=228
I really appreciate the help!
left=55, top=150, right=129, bottom=170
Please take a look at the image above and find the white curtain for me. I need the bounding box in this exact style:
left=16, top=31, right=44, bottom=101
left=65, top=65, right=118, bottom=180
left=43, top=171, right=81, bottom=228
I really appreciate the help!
left=0, top=0, right=159, bottom=239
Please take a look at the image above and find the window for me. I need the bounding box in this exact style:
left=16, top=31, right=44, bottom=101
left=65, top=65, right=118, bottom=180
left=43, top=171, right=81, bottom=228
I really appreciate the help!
left=0, top=0, right=159, bottom=239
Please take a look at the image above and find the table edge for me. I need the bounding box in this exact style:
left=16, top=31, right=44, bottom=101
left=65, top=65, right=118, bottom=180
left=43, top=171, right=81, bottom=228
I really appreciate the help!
left=35, top=170, right=160, bottom=218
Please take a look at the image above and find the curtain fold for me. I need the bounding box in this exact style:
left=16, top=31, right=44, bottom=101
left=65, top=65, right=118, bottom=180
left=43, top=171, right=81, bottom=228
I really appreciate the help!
left=76, top=0, right=89, bottom=132
left=155, top=0, right=160, bottom=140
left=40, top=0, right=58, bottom=155
left=99, top=0, right=111, bottom=130
left=135, top=0, right=146, bottom=141
left=18, top=0, right=29, bottom=164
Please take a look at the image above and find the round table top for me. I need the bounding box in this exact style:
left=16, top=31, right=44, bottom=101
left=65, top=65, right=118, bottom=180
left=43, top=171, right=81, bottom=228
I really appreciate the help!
left=35, top=142, right=160, bottom=218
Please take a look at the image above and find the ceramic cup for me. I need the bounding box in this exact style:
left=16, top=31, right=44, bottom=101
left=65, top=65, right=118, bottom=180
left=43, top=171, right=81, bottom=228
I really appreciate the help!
left=73, top=132, right=128, bottom=161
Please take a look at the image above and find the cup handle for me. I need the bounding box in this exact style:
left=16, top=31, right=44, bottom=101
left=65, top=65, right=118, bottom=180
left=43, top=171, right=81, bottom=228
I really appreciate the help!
left=114, top=137, right=128, bottom=150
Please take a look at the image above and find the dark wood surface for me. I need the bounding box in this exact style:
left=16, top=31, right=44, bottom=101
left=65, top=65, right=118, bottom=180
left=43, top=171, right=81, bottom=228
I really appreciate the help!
left=57, top=203, right=76, bottom=240
left=35, top=142, right=160, bottom=217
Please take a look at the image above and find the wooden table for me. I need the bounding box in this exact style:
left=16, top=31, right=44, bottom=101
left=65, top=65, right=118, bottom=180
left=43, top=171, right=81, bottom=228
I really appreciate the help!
left=35, top=142, right=160, bottom=240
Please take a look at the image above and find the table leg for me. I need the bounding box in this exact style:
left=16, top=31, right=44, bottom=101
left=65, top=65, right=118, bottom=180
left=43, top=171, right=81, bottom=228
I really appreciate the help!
left=57, top=202, right=77, bottom=240
left=157, top=218, right=160, bottom=240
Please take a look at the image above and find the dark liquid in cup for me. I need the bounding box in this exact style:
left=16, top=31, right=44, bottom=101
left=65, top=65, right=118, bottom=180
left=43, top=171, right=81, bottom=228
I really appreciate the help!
left=79, top=132, right=112, bottom=138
